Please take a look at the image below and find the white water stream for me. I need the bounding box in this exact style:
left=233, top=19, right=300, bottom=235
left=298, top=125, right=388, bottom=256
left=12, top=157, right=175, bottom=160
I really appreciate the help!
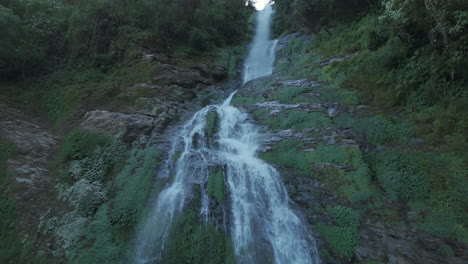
left=243, top=5, right=278, bottom=84
left=134, top=4, right=319, bottom=264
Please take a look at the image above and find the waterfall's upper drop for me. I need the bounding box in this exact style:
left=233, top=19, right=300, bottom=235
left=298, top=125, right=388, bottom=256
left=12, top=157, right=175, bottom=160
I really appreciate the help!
left=242, top=4, right=278, bottom=84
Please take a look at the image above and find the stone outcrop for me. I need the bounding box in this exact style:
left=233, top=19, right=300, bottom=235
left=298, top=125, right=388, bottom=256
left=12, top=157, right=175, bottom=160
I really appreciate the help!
left=0, top=101, right=57, bottom=193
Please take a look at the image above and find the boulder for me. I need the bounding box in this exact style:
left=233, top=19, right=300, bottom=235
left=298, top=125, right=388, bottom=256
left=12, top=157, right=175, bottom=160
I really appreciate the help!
left=152, top=64, right=213, bottom=89
left=80, top=110, right=158, bottom=142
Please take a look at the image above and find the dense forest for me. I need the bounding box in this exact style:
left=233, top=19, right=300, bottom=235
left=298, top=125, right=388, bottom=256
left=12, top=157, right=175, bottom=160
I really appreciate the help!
left=0, top=0, right=252, bottom=80
left=0, top=0, right=467, bottom=263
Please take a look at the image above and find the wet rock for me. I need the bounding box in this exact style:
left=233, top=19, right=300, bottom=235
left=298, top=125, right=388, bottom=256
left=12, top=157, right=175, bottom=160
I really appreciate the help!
left=276, top=78, right=320, bottom=88
left=318, top=52, right=360, bottom=67
left=0, top=102, right=57, bottom=191
left=212, top=66, right=228, bottom=82
left=355, top=223, right=467, bottom=264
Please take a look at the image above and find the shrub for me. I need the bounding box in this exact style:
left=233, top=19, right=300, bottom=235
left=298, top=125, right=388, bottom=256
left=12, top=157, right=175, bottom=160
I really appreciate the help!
left=316, top=206, right=361, bottom=259
left=334, top=114, right=413, bottom=146
left=189, top=28, right=211, bottom=52
left=58, top=129, right=113, bottom=163
left=260, top=109, right=332, bottom=131
left=372, top=150, right=428, bottom=201
left=260, top=139, right=311, bottom=172
left=61, top=179, right=107, bottom=217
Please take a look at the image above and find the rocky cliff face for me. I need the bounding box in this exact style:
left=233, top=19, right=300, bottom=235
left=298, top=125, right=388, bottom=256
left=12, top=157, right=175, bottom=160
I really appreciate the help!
left=233, top=34, right=467, bottom=263
left=0, top=54, right=236, bottom=262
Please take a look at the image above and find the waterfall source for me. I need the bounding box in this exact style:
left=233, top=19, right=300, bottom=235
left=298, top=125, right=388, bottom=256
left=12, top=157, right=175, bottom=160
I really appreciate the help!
left=243, top=5, right=278, bottom=83
left=134, top=4, right=320, bottom=264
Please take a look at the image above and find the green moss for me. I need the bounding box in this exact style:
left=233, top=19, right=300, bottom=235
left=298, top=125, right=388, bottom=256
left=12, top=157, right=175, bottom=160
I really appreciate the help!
left=207, top=168, right=225, bottom=203
left=206, top=111, right=219, bottom=138
left=162, top=210, right=235, bottom=264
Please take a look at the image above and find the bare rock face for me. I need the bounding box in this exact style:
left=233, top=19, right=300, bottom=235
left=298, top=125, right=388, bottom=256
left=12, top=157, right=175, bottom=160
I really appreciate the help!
left=0, top=102, right=57, bottom=192
left=152, top=63, right=214, bottom=89
left=80, top=110, right=161, bottom=142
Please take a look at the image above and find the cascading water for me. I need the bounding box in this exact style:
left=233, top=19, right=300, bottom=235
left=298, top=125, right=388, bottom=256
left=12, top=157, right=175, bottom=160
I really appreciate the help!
left=243, top=5, right=278, bottom=84
left=134, top=4, right=320, bottom=264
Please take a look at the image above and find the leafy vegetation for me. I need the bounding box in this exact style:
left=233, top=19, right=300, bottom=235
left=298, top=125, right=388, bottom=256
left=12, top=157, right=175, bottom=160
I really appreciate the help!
left=0, top=0, right=254, bottom=80
left=372, top=150, right=428, bottom=201
left=316, top=206, right=361, bottom=259
left=334, top=114, right=413, bottom=146
left=254, top=109, right=332, bottom=131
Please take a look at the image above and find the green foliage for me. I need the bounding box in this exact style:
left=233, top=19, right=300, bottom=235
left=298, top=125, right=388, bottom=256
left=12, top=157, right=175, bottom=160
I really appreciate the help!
left=61, top=144, right=162, bottom=263
left=316, top=206, right=361, bottom=259
left=260, top=139, right=311, bottom=172
left=415, top=211, right=468, bottom=244
left=334, top=114, right=413, bottom=146
left=262, top=140, right=376, bottom=204
left=372, top=150, right=429, bottom=201
left=110, top=146, right=162, bottom=229
left=207, top=168, right=225, bottom=203
left=327, top=206, right=361, bottom=228
left=257, top=109, right=332, bottom=131
left=189, top=27, right=212, bottom=52
left=162, top=209, right=235, bottom=264
left=215, top=44, right=247, bottom=77
left=58, top=129, right=113, bottom=164
left=206, top=111, right=219, bottom=138
left=273, top=86, right=314, bottom=104
left=1, top=0, right=252, bottom=80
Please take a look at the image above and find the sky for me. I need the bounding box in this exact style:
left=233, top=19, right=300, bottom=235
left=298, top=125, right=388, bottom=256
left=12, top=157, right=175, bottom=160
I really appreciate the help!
left=253, top=0, right=271, bottom=10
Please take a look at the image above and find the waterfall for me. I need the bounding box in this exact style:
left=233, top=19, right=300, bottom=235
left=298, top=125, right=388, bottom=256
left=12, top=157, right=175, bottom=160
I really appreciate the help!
left=134, top=4, right=320, bottom=264
left=243, top=5, right=278, bottom=84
